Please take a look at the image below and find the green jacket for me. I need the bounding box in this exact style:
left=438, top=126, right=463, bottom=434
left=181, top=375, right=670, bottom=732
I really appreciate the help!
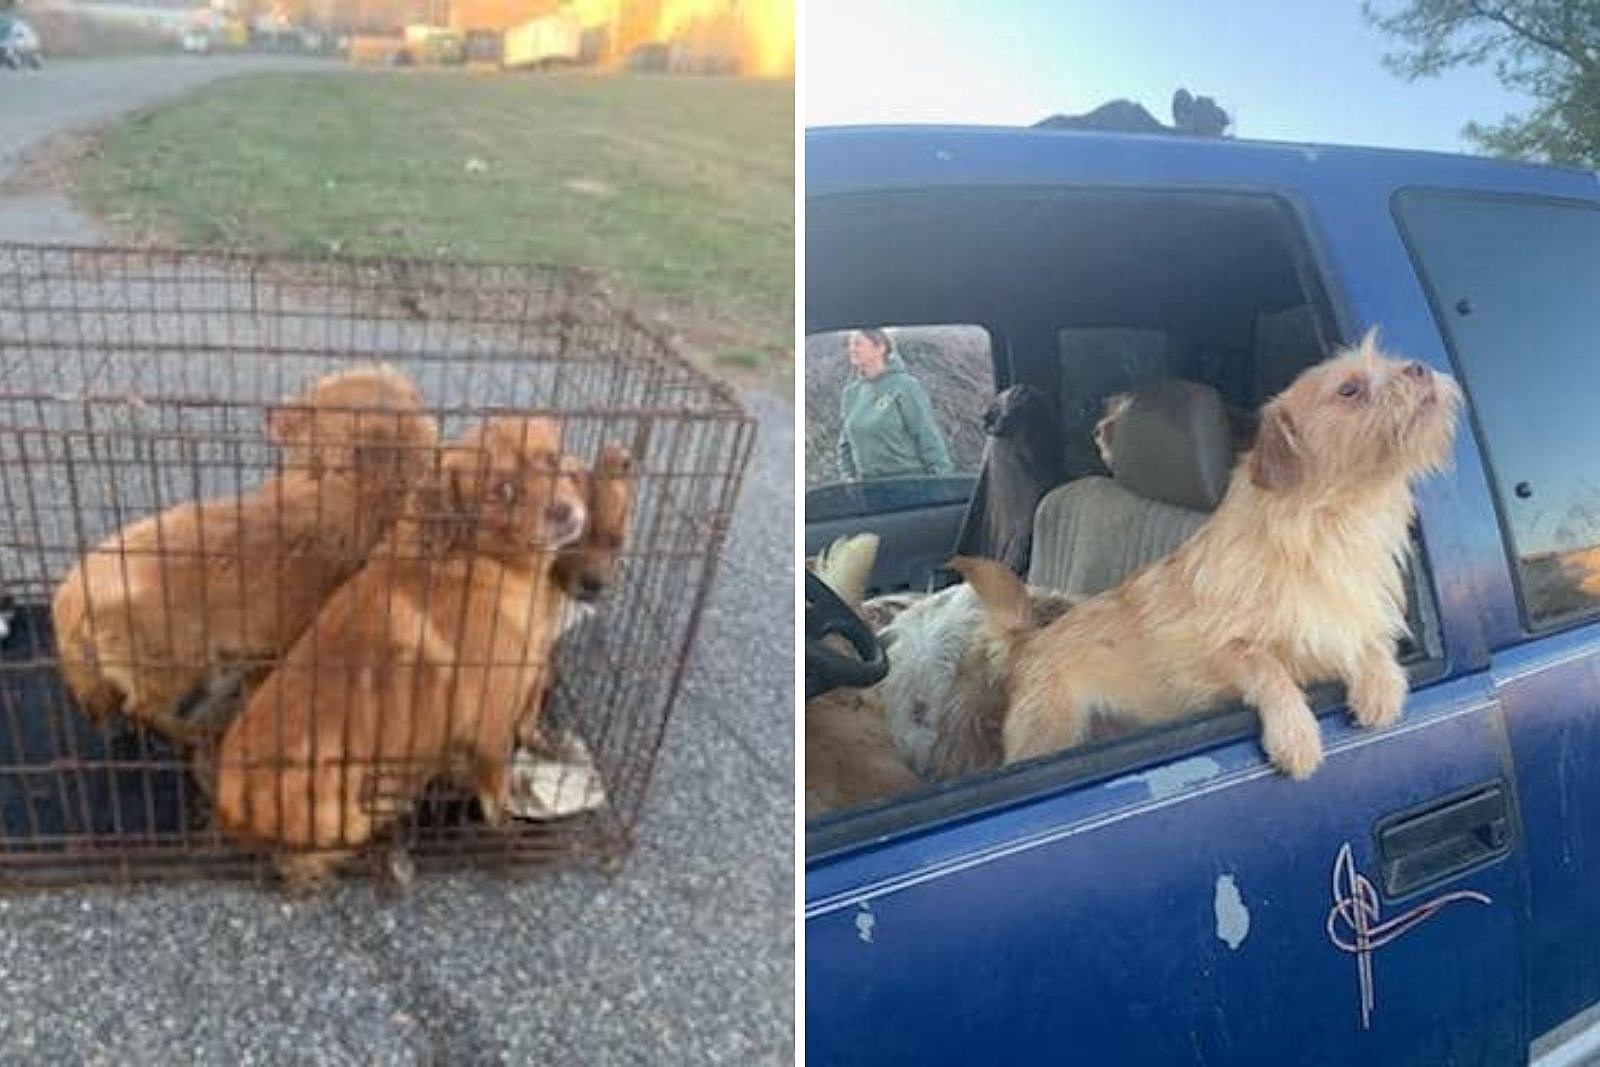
left=836, top=354, right=954, bottom=480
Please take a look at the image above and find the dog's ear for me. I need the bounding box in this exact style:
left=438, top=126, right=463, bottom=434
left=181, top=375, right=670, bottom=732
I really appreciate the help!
left=416, top=457, right=477, bottom=552
left=444, top=463, right=476, bottom=515
left=352, top=441, right=406, bottom=497
left=1249, top=404, right=1303, bottom=492
left=595, top=442, right=634, bottom=477
left=551, top=551, right=583, bottom=592
left=1093, top=393, right=1130, bottom=467
left=548, top=465, right=593, bottom=586
left=815, top=534, right=879, bottom=607
left=347, top=413, right=411, bottom=487
left=1172, top=88, right=1194, bottom=124
left=1351, top=325, right=1384, bottom=362
left=265, top=404, right=326, bottom=476
left=588, top=445, right=636, bottom=537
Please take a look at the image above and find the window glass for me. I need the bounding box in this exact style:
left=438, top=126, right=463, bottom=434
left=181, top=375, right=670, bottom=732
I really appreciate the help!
left=804, top=325, right=992, bottom=487
left=1056, top=327, right=1170, bottom=475
left=1396, top=190, right=1600, bottom=628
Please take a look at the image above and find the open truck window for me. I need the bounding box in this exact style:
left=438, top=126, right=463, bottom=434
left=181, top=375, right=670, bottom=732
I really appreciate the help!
left=805, top=185, right=1443, bottom=847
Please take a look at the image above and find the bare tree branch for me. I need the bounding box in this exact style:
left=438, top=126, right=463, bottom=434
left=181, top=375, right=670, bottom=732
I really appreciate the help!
left=1465, top=1, right=1593, bottom=69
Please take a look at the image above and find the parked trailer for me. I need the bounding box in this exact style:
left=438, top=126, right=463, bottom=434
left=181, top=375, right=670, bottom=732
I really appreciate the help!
left=503, top=12, right=580, bottom=69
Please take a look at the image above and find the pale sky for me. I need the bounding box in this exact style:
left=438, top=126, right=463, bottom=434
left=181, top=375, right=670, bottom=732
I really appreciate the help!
left=805, top=0, right=1537, bottom=154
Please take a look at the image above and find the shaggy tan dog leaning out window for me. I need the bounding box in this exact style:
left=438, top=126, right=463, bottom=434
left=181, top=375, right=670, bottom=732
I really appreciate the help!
left=958, top=329, right=1461, bottom=779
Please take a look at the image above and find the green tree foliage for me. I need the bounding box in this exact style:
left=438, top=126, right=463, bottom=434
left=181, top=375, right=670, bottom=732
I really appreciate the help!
left=1364, top=0, right=1600, bottom=167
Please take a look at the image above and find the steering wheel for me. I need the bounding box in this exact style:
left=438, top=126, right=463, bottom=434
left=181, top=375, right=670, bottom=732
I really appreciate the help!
left=805, top=571, right=889, bottom=700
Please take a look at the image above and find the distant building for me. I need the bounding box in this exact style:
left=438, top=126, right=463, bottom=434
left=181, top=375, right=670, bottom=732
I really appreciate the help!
left=441, top=0, right=792, bottom=76
left=446, top=0, right=557, bottom=34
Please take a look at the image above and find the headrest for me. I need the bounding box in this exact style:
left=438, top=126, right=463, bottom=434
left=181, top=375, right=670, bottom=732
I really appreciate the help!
left=1057, top=329, right=1171, bottom=477
left=1109, top=379, right=1232, bottom=511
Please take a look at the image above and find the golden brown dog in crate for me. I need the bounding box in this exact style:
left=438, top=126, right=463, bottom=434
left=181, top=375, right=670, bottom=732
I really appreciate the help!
left=190, top=439, right=639, bottom=806
left=522, top=441, right=637, bottom=754
left=213, top=415, right=588, bottom=886
left=51, top=364, right=440, bottom=747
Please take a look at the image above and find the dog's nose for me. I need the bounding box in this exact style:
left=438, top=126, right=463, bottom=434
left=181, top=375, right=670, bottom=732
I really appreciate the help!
left=1403, top=361, right=1430, bottom=381
left=576, top=574, right=604, bottom=600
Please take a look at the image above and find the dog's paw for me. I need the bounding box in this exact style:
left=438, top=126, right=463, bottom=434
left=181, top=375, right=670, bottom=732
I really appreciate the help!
left=477, top=781, right=507, bottom=827
left=1259, top=701, right=1323, bottom=780
left=277, top=862, right=328, bottom=895
left=276, top=850, right=341, bottom=893
left=1349, top=662, right=1407, bottom=730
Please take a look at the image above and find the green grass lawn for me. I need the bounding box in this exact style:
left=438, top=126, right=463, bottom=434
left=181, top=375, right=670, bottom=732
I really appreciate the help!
left=76, top=70, right=794, bottom=386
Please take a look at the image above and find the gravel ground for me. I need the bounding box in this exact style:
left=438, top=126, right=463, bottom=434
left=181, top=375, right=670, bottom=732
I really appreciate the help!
left=0, top=58, right=794, bottom=1064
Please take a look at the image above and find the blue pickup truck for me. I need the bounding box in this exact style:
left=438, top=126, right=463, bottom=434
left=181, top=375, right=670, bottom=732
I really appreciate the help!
left=803, top=125, right=1600, bottom=1065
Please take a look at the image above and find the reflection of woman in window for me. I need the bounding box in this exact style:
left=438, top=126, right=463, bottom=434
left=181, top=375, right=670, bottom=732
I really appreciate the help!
left=836, top=328, right=954, bottom=481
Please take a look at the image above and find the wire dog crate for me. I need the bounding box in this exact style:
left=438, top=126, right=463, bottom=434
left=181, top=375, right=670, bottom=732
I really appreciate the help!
left=0, top=244, right=754, bottom=887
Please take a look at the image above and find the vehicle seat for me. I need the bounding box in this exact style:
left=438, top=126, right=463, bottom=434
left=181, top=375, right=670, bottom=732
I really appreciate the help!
left=1028, top=379, right=1233, bottom=598
left=1056, top=329, right=1171, bottom=479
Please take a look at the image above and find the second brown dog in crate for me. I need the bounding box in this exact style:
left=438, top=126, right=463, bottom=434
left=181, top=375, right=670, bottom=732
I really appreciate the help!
left=551, top=441, right=637, bottom=612
left=213, top=415, right=588, bottom=886
left=51, top=365, right=439, bottom=746
left=520, top=441, right=637, bottom=748
left=504, top=441, right=637, bottom=819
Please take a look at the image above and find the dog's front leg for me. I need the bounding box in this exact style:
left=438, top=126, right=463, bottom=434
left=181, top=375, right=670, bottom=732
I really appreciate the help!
left=1346, top=640, right=1407, bottom=730
left=471, top=754, right=511, bottom=826
left=1219, top=641, right=1322, bottom=779
left=514, top=687, right=556, bottom=756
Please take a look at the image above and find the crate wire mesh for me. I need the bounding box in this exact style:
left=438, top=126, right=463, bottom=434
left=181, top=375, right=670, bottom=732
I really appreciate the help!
left=0, top=244, right=754, bottom=886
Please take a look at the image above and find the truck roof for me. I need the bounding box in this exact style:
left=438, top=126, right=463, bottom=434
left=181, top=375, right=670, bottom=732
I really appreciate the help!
left=806, top=124, right=1600, bottom=202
